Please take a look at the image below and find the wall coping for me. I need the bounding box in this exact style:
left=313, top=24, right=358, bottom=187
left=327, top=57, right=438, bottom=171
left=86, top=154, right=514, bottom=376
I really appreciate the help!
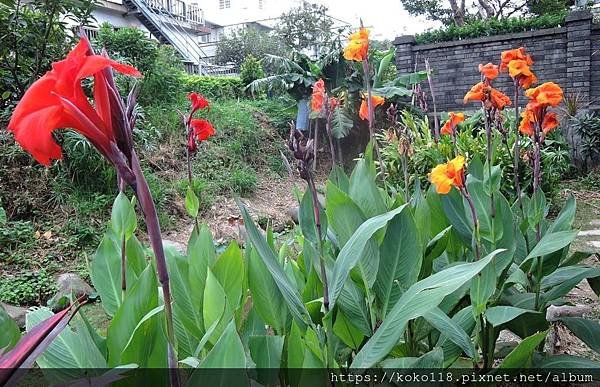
left=397, top=27, right=567, bottom=51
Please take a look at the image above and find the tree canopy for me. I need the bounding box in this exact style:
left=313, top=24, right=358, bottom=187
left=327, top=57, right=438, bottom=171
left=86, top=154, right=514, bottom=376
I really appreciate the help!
left=215, top=27, right=286, bottom=67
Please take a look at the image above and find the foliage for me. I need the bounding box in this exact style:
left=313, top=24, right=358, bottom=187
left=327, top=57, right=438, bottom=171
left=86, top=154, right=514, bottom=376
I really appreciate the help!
left=0, top=0, right=96, bottom=103
left=274, top=1, right=336, bottom=51
left=181, top=74, right=244, bottom=100
left=415, top=12, right=567, bottom=44
left=239, top=55, right=265, bottom=88
left=93, top=25, right=184, bottom=105
left=570, top=113, right=600, bottom=166
left=94, top=23, right=158, bottom=73
left=214, top=27, right=286, bottom=68
left=0, top=269, right=57, bottom=305
left=402, top=0, right=570, bottom=26
left=380, top=110, right=572, bottom=197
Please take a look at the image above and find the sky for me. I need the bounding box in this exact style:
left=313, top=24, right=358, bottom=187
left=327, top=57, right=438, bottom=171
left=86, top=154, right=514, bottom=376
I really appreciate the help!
left=314, top=0, right=440, bottom=40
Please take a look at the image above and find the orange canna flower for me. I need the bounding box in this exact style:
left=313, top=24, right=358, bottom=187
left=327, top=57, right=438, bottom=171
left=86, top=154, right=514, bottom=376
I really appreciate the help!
left=500, top=47, right=533, bottom=72
left=479, top=63, right=499, bottom=81
left=344, top=27, right=369, bottom=62
left=490, top=88, right=512, bottom=110
left=507, top=59, right=537, bottom=89
left=463, top=82, right=486, bottom=103
left=429, top=155, right=466, bottom=194
left=519, top=109, right=559, bottom=137
left=542, top=111, right=559, bottom=134
left=441, top=112, right=465, bottom=136
left=525, top=82, right=563, bottom=109
left=464, top=82, right=511, bottom=110
left=359, top=95, right=385, bottom=121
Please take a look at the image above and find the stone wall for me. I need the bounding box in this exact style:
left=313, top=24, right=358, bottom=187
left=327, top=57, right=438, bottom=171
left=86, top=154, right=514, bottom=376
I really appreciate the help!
left=394, top=10, right=597, bottom=113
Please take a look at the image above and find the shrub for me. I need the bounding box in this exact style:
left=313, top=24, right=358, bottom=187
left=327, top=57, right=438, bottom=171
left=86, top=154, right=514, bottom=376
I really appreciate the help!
left=138, top=45, right=185, bottom=105
left=415, top=12, right=567, bottom=44
left=239, top=55, right=265, bottom=88
left=570, top=113, right=600, bottom=167
left=180, top=74, right=244, bottom=100
left=94, top=23, right=158, bottom=73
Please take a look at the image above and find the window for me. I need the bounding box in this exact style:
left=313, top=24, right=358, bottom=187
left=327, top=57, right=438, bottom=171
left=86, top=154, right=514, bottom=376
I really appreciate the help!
left=219, top=0, right=231, bottom=9
left=258, top=0, right=263, bottom=9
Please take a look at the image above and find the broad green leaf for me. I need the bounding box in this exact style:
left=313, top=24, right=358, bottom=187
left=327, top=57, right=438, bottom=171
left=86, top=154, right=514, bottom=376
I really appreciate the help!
left=237, top=200, right=310, bottom=328
left=351, top=250, right=500, bottom=368
left=249, top=335, right=284, bottom=368
left=470, top=264, right=497, bottom=316
left=0, top=305, right=20, bottom=354
left=212, top=241, right=244, bottom=311
left=349, top=155, right=386, bottom=218
left=440, top=189, right=472, bottom=246
left=547, top=195, right=576, bottom=233
left=165, top=249, right=202, bottom=358
left=25, top=308, right=107, bottom=380
left=329, top=205, right=407, bottom=308
left=107, top=264, right=158, bottom=366
left=535, top=354, right=600, bottom=368
left=338, top=279, right=372, bottom=336
left=120, top=306, right=167, bottom=369
left=125, top=235, right=147, bottom=281
left=248, top=247, right=287, bottom=334
left=188, top=321, right=249, bottom=387
left=560, top=317, right=600, bottom=353
left=111, top=192, right=137, bottom=240
left=421, top=226, right=452, bottom=278
left=200, top=320, right=246, bottom=368
left=185, top=187, right=200, bottom=218
left=287, top=322, right=304, bottom=368
left=465, top=178, right=493, bottom=242
left=374, top=49, right=395, bottom=88
left=437, top=306, right=477, bottom=367
left=90, top=236, right=122, bottom=317
left=188, top=224, right=216, bottom=315
left=498, top=330, right=548, bottom=368
left=424, top=307, right=475, bottom=358
left=542, top=266, right=600, bottom=306
left=333, top=311, right=364, bottom=350
left=381, top=347, right=444, bottom=368
left=485, top=306, right=538, bottom=327
left=375, top=206, right=423, bottom=316
left=524, top=230, right=579, bottom=263
left=203, top=269, right=232, bottom=345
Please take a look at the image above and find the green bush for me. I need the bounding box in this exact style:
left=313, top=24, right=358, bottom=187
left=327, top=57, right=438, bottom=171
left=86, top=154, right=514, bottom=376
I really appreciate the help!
left=94, top=23, right=158, bottom=73
left=415, top=12, right=567, bottom=44
left=0, top=269, right=57, bottom=305
left=138, top=45, right=185, bottom=105
left=181, top=74, right=244, bottom=100
left=239, top=54, right=265, bottom=87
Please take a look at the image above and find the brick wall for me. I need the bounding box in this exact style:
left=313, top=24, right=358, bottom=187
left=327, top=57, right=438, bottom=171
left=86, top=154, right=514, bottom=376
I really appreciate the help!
left=394, top=10, right=595, bottom=113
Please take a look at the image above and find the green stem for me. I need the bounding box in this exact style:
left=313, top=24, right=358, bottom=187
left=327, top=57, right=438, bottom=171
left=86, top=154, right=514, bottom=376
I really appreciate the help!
left=362, top=59, right=385, bottom=179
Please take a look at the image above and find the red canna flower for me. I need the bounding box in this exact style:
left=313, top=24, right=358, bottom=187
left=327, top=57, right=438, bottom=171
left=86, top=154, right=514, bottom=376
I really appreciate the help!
left=188, top=92, right=209, bottom=115
left=7, top=37, right=141, bottom=166
left=329, top=97, right=339, bottom=111
left=311, top=79, right=326, bottom=113
left=187, top=118, right=216, bottom=152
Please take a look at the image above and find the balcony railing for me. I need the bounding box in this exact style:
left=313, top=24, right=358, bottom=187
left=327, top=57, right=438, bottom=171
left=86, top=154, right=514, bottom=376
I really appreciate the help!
left=145, top=0, right=204, bottom=25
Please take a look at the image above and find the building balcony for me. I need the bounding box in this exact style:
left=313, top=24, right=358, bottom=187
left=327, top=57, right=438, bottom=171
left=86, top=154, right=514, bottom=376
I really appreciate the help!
left=146, top=0, right=205, bottom=25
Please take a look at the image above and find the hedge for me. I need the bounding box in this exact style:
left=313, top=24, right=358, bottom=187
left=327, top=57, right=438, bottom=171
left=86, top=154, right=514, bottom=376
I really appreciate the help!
left=180, top=74, right=244, bottom=100
left=415, top=12, right=567, bottom=44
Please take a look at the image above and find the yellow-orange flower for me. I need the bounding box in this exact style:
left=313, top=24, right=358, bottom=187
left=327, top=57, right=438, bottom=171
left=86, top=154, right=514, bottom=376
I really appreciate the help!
left=525, top=82, right=563, bottom=109
left=479, top=63, right=499, bottom=81
left=311, top=79, right=326, bottom=112
left=542, top=111, right=559, bottom=134
left=429, top=155, right=466, bottom=194
left=359, top=95, right=385, bottom=121
left=500, top=47, right=533, bottom=72
left=507, top=59, right=537, bottom=89
left=464, top=82, right=511, bottom=110
left=344, top=28, right=369, bottom=62
left=441, top=112, right=465, bottom=136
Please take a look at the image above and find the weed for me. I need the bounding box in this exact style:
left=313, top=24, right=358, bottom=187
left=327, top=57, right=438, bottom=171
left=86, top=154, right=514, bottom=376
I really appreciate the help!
left=0, top=269, right=57, bottom=306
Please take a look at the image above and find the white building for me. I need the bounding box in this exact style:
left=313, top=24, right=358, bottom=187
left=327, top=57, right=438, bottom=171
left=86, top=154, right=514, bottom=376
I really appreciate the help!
left=88, top=0, right=231, bottom=74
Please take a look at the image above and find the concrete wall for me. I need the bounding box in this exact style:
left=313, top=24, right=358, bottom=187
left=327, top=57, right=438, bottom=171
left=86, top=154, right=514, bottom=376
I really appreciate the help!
left=394, top=10, right=597, bottom=113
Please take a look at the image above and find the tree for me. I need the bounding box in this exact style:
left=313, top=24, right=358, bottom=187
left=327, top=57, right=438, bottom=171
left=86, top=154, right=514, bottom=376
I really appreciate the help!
left=274, top=1, right=336, bottom=52
left=400, top=0, right=569, bottom=26
left=0, top=0, right=96, bottom=102
left=215, top=27, right=286, bottom=68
